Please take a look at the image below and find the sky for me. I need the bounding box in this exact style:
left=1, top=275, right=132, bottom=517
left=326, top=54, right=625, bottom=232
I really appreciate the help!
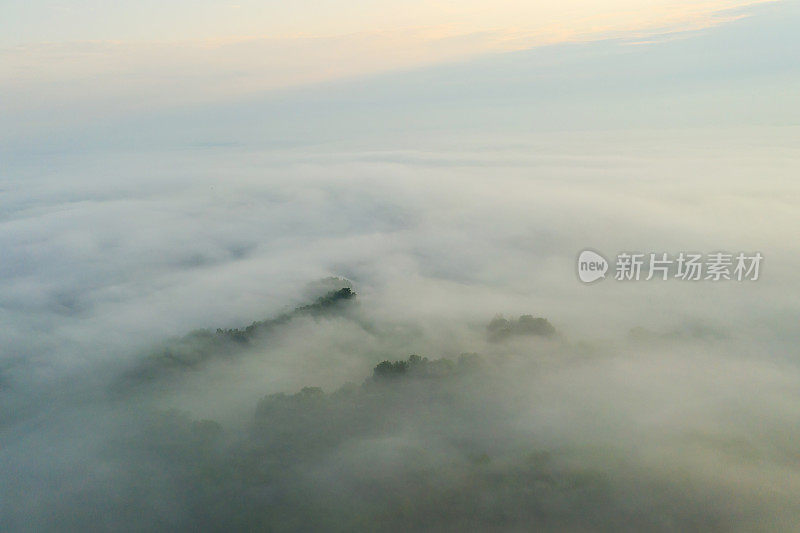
left=1, top=0, right=786, bottom=128
left=2, top=1, right=800, bottom=530
left=1, top=0, right=775, bottom=43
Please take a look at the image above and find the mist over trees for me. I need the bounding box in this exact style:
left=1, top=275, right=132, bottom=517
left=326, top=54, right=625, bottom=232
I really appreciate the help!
left=488, top=314, right=556, bottom=341
left=14, top=351, right=717, bottom=531
left=2, top=282, right=796, bottom=531
left=116, top=287, right=357, bottom=388
left=3, top=2, right=798, bottom=528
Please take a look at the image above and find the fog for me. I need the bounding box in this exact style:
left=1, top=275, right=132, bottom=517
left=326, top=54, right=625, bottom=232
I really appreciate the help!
left=2, top=3, right=800, bottom=531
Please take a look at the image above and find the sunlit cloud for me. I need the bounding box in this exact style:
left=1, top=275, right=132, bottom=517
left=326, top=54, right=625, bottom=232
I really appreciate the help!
left=0, top=0, right=776, bottom=119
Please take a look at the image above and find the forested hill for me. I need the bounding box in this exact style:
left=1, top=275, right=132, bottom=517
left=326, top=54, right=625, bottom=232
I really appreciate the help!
left=116, top=288, right=356, bottom=388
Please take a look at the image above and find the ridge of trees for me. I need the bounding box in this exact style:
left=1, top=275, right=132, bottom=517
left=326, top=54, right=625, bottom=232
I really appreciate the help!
left=116, top=287, right=356, bottom=387
left=487, top=314, right=555, bottom=341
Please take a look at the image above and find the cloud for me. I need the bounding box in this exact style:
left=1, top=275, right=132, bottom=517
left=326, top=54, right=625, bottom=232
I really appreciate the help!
left=2, top=129, right=799, bottom=530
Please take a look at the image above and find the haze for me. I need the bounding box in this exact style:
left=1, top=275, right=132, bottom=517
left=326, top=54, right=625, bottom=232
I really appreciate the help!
left=1, top=1, right=799, bottom=531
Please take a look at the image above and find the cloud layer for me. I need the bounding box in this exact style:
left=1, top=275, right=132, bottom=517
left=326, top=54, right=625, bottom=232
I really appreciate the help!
left=2, top=3, right=799, bottom=530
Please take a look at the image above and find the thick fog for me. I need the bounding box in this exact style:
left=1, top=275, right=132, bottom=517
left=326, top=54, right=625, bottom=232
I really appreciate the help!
left=2, top=3, right=800, bottom=531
